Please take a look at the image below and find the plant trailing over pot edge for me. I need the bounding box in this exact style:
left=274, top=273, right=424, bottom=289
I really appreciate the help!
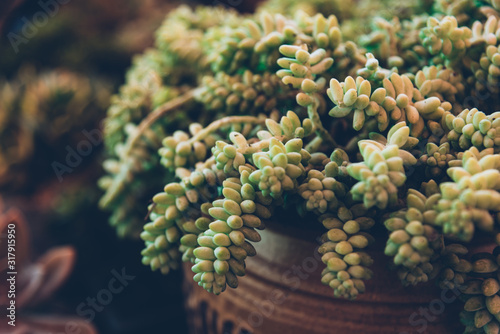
left=99, top=1, right=500, bottom=332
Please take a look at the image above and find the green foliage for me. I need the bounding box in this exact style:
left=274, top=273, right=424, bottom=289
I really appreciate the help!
left=434, top=148, right=500, bottom=241
left=141, top=165, right=225, bottom=273
left=98, top=1, right=500, bottom=331
left=432, top=243, right=471, bottom=290
left=348, top=141, right=407, bottom=209
left=384, top=189, right=441, bottom=286
left=192, top=175, right=269, bottom=294
left=420, top=142, right=457, bottom=177
left=444, top=108, right=500, bottom=151
left=205, top=12, right=298, bottom=74
left=298, top=168, right=346, bottom=214
left=319, top=205, right=375, bottom=299
left=420, top=16, right=472, bottom=66
left=195, top=70, right=290, bottom=116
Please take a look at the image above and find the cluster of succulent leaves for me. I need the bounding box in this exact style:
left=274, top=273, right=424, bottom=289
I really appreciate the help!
left=99, top=0, right=500, bottom=331
left=0, top=67, right=109, bottom=189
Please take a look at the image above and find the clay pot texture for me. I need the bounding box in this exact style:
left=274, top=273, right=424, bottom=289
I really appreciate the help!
left=183, top=223, right=464, bottom=334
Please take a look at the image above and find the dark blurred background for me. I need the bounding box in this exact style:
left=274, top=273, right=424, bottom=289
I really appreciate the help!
left=0, top=0, right=260, bottom=80
left=0, top=1, right=258, bottom=333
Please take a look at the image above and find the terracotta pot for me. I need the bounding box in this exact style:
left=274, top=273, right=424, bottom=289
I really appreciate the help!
left=183, top=224, right=465, bottom=334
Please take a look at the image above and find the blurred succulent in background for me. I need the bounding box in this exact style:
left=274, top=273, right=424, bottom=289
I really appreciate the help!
left=20, top=69, right=109, bottom=143
left=0, top=0, right=185, bottom=80
left=97, top=1, right=500, bottom=332
left=0, top=78, right=33, bottom=187
left=0, top=68, right=110, bottom=189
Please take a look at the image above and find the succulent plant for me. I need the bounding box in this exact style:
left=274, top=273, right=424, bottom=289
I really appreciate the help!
left=98, top=1, right=500, bottom=332
left=384, top=188, right=442, bottom=286
left=0, top=68, right=109, bottom=189
left=319, top=205, right=375, bottom=299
